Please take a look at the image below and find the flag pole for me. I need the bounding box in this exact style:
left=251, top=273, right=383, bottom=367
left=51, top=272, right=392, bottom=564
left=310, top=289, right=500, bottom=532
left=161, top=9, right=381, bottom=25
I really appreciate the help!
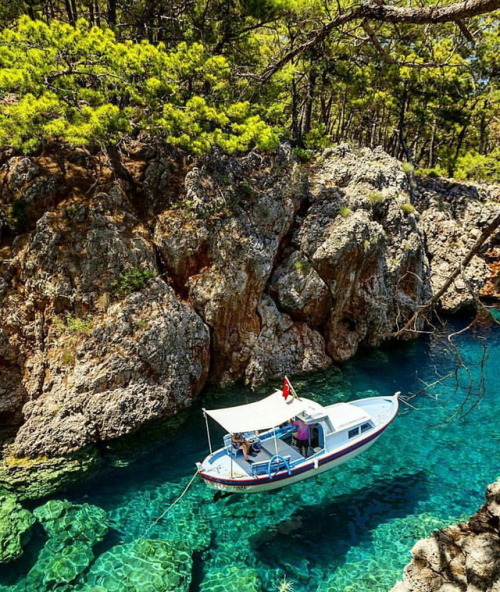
left=285, top=375, right=300, bottom=400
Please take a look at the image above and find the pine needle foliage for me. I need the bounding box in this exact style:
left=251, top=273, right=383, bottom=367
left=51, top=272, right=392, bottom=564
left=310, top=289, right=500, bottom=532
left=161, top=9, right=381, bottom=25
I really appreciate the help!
left=0, top=17, right=278, bottom=154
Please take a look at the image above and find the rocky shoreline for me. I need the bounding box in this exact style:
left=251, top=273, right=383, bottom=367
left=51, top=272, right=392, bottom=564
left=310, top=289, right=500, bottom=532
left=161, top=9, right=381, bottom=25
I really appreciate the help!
left=392, top=479, right=500, bottom=592
left=0, top=144, right=498, bottom=461
left=0, top=143, right=499, bottom=587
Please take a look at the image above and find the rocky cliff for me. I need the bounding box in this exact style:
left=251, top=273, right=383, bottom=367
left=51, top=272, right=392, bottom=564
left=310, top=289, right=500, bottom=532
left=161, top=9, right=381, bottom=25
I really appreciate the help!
left=0, top=143, right=498, bottom=458
left=392, top=479, right=500, bottom=592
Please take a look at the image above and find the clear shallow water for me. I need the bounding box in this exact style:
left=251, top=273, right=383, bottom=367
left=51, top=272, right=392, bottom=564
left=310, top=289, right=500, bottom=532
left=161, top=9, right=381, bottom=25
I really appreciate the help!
left=1, top=316, right=499, bottom=592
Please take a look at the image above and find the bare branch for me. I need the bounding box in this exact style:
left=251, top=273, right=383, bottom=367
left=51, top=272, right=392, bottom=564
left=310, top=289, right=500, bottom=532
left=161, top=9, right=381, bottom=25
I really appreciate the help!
left=455, top=19, right=476, bottom=42
left=361, top=21, right=466, bottom=68
left=388, top=211, right=500, bottom=338
left=261, top=0, right=500, bottom=81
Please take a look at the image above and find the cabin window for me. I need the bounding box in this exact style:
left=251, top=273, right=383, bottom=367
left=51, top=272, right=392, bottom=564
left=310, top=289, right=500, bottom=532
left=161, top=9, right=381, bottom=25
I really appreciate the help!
left=361, top=422, right=372, bottom=433
left=348, top=427, right=359, bottom=439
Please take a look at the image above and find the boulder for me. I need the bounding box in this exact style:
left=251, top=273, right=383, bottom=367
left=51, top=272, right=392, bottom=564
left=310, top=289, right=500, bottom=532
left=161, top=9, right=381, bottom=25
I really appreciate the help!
left=199, top=565, right=261, bottom=592
left=24, top=500, right=109, bottom=591
left=392, top=478, right=500, bottom=592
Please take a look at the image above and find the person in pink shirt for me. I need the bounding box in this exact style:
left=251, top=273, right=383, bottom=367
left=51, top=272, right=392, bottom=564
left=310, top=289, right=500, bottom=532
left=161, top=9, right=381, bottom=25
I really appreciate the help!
left=291, top=418, right=313, bottom=457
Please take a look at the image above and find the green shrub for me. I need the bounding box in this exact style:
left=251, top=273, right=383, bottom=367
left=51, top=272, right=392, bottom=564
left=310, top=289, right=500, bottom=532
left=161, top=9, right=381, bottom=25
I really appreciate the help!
left=339, top=206, right=352, bottom=218
left=111, top=268, right=157, bottom=297
left=235, top=182, right=255, bottom=201
left=61, top=349, right=76, bottom=365
left=303, top=123, right=330, bottom=150
left=400, top=203, right=415, bottom=215
left=53, top=314, right=93, bottom=335
left=368, top=191, right=385, bottom=205
left=454, top=150, right=500, bottom=183
left=291, top=147, right=314, bottom=162
left=293, top=260, right=311, bottom=274
left=416, top=166, right=447, bottom=178
left=401, top=162, right=415, bottom=175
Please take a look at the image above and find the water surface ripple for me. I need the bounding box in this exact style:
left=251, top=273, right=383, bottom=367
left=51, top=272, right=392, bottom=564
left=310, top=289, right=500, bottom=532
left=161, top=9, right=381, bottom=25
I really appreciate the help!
left=1, top=317, right=499, bottom=591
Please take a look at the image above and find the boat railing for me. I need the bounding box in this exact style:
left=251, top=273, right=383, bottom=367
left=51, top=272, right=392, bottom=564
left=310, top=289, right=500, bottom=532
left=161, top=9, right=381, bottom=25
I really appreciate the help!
left=268, top=454, right=292, bottom=478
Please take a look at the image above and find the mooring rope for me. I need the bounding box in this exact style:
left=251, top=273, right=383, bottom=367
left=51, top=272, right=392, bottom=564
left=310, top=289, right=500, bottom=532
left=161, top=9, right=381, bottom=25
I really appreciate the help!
left=141, top=468, right=199, bottom=539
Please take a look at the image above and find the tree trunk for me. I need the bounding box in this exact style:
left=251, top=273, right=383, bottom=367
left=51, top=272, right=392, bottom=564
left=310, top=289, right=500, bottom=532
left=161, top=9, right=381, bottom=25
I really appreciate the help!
left=64, top=0, right=75, bottom=24
left=107, top=0, right=117, bottom=26
left=299, top=68, right=317, bottom=140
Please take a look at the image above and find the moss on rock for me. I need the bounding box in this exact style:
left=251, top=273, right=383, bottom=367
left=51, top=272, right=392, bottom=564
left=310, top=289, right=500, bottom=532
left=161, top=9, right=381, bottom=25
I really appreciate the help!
left=0, top=492, right=35, bottom=564
left=0, top=447, right=101, bottom=500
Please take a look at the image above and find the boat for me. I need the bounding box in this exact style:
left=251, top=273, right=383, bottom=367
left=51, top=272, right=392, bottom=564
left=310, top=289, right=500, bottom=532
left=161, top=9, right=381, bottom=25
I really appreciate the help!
left=196, top=378, right=400, bottom=494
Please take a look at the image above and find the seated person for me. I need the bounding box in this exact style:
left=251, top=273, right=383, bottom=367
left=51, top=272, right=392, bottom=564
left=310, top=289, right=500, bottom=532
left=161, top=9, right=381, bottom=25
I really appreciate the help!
left=231, top=433, right=252, bottom=461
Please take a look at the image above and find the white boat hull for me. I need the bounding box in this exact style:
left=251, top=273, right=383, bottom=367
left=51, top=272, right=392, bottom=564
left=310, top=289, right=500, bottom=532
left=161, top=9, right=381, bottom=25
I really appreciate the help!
left=200, top=436, right=379, bottom=494
left=198, top=393, right=399, bottom=494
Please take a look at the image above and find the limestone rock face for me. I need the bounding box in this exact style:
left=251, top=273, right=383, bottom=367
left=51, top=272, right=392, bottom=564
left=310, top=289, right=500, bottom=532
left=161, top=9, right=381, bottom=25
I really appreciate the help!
left=270, top=251, right=331, bottom=326
left=291, top=146, right=431, bottom=361
left=13, top=280, right=210, bottom=457
left=0, top=143, right=497, bottom=457
left=392, top=479, right=500, bottom=592
left=244, top=295, right=331, bottom=385
left=0, top=157, right=210, bottom=457
left=155, top=150, right=305, bottom=385
left=417, top=179, right=499, bottom=312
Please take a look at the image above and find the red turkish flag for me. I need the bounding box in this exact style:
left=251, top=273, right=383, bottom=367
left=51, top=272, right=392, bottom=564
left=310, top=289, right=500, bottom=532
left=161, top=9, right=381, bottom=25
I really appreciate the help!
left=282, top=377, right=291, bottom=399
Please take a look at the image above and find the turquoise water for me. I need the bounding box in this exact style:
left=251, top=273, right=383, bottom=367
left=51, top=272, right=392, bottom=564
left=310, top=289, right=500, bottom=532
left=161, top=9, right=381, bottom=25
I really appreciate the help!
left=1, top=315, right=499, bottom=592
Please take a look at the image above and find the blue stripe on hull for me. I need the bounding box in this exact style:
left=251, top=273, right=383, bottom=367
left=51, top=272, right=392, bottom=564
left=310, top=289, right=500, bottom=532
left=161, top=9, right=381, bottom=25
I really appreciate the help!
left=199, top=422, right=391, bottom=489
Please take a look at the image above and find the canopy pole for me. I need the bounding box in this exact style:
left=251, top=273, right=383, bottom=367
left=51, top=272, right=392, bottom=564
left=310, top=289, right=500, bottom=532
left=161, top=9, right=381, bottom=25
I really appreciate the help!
left=274, top=427, right=278, bottom=455
left=203, top=409, right=213, bottom=454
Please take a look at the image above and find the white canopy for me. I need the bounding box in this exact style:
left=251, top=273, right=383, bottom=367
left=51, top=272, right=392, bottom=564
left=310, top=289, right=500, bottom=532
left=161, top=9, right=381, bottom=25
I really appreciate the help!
left=204, top=391, right=315, bottom=433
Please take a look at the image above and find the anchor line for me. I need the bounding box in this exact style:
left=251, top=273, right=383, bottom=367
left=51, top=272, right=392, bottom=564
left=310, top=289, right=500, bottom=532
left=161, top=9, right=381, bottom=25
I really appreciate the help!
left=141, top=469, right=199, bottom=539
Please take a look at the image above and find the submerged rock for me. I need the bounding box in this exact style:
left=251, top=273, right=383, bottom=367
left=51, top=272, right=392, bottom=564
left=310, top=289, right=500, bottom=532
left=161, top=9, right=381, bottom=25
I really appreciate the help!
left=84, top=538, right=193, bottom=592
left=34, top=499, right=108, bottom=545
left=0, top=447, right=100, bottom=500
left=392, top=479, right=500, bottom=592
left=24, top=500, right=109, bottom=591
left=0, top=492, right=35, bottom=563
left=26, top=538, right=94, bottom=590
left=199, top=565, right=261, bottom=592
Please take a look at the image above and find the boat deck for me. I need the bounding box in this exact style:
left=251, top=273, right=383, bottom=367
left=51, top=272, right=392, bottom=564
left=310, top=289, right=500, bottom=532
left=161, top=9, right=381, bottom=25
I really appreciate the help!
left=231, top=437, right=304, bottom=474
